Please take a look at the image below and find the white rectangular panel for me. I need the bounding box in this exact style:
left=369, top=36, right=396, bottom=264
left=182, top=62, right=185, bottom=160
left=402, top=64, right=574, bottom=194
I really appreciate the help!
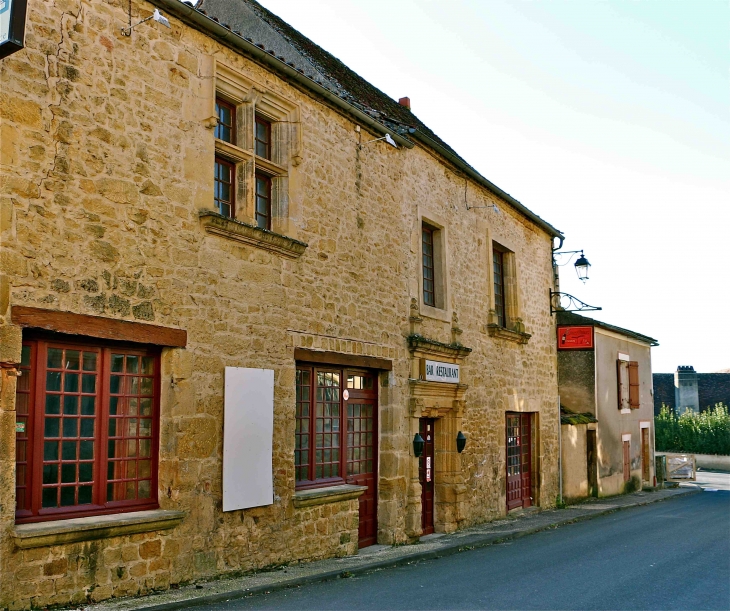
left=424, top=360, right=460, bottom=383
left=223, top=367, right=274, bottom=512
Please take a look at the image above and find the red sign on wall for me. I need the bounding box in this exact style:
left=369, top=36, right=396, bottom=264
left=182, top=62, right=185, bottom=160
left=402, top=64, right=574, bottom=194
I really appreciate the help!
left=557, top=326, right=594, bottom=350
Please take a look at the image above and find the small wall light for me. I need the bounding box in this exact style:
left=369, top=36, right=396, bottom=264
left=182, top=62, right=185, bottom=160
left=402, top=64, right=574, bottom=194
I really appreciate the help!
left=413, top=433, right=425, bottom=458
left=456, top=431, right=467, bottom=453
left=122, top=9, right=171, bottom=36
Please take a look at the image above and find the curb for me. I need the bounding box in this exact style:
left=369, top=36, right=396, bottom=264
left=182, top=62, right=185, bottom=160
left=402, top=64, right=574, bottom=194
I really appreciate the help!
left=125, top=488, right=700, bottom=611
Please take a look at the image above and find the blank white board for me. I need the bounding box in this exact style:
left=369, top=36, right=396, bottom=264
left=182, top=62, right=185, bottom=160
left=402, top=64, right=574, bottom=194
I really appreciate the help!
left=223, top=367, right=274, bottom=511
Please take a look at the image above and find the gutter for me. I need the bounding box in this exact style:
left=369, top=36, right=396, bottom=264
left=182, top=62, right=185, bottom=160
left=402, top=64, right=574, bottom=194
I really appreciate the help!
left=148, top=0, right=413, bottom=149
left=411, top=129, right=563, bottom=238
left=151, top=0, right=562, bottom=239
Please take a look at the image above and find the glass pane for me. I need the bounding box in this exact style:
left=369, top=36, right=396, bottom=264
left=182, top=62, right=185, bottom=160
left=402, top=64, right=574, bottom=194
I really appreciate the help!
left=125, top=481, right=136, bottom=500
left=65, top=350, right=80, bottom=370
left=138, top=480, right=151, bottom=499
left=140, top=419, right=152, bottom=437
left=140, top=398, right=152, bottom=416
left=60, top=486, right=75, bottom=506
left=127, top=440, right=138, bottom=458
left=127, top=461, right=137, bottom=478
left=45, top=395, right=60, bottom=415
left=64, top=373, right=79, bottom=393
left=44, top=417, right=59, bottom=437
left=111, top=354, right=124, bottom=372
left=140, top=377, right=153, bottom=395
left=141, top=357, right=155, bottom=374
left=78, top=485, right=92, bottom=505
left=63, top=418, right=78, bottom=438
left=110, top=376, right=122, bottom=394
left=109, top=397, right=119, bottom=416
left=130, top=377, right=139, bottom=394
left=138, top=460, right=151, bottom=478
left=82, top=374, right=96, bottom=393
left=61, top=463, right=76, bottom=483
left=81, top=396, right=95, bottom=415
left=47, top=348, right=62, bottom=369
left=79, top=440, right=93, bottom=460
left=44, top=441, right=59, bottom=461
left=126, top=356, right=139, bottom=373
left=79, top=463, right=93, bottom=482
left=126, top=418, right=137, bottom=437
left=139, top=439, right=151, bottom=458
left=83, top=352, right=97, bottom=371
left=80, top=418, right=94, bottom=437
left=21, top=345, right=31, bottom=366
left=108, top=419, right=117, bottom=437
left=63, top=395, right=78, bottom=415
left=42, top=487, right=58, bottom=508
left=129, top=398, right=138, bottom=416
left=43, top=464, right=58, bottom=485
left=62, top=441, right=76, bottom=460
left=46, top=371, right=61, bottom=391
left=108, top=440, right=118, bottom=459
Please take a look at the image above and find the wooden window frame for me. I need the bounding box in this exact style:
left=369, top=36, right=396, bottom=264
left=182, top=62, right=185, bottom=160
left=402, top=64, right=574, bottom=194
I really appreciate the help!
left=617, top=359, right=640, bottom=410
left=255, top=114, right=272, bottom=160
left=493, top=245, right=507, bottom=328
left=255, top=171, right=272, bottom=230
left=422, top=224, right=436, bottom=307
left=215, top=98, right=236, bottom=144
left=214, top=157, right=236, bottom=219
left=295, top=364, right=377, bottom=490
left=15, top=337, right=160, bottom=524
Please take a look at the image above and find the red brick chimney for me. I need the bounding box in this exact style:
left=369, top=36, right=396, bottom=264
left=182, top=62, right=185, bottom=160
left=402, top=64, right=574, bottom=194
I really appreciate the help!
left=398, top=97, right=411, bottom=110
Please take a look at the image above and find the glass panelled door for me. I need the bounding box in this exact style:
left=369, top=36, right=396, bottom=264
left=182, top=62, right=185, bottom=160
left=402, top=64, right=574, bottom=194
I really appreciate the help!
left=506, top=412, right=532, bottom=510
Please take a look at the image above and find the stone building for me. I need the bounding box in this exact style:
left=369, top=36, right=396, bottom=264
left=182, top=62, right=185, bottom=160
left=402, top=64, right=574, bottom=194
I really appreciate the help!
left=557, top=312, right=658, bottom=500
left=653, top=367, right=730, bottom=414
left=0, top=0, right=564, bottom=607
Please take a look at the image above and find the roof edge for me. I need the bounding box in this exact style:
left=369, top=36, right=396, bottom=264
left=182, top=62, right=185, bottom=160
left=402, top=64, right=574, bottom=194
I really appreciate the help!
left=153, top=0, right=562, bottom=239
left=149, top=0, right=414, bottom=149
left=411, top=129, right=563, bottom=238
left=557, top=311, right=659, bottom=347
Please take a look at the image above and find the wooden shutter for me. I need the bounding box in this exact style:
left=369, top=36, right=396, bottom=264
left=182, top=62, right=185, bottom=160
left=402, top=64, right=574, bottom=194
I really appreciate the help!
left=629, top=361, right=640, bottom=409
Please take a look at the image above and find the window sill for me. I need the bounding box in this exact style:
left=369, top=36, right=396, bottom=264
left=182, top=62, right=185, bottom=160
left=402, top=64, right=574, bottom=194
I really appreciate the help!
left=419, top=303, right=452, bottom=323
left=12, top=509, right=185, bottom=549
left=292, top=484, right=367, bottom=509
left=199, top=210, right=308, bottom=259
left=486, top=324, right=531, bottom=345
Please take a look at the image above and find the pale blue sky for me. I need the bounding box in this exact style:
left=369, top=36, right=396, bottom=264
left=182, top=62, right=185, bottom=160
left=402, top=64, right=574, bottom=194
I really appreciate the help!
left=258, top=0, right=729, bottom=373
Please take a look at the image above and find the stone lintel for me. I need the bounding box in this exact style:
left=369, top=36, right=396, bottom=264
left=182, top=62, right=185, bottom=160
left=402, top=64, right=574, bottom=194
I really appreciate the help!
left=486, top=324, right=531, bottom=344
left=406, top=334, right=472, bottom=359
left=292, top=484, right=367, bottom=508
left=409, top=379, right=468, bottom=401
left=13, top=509, right=185, bottom=549
left=199, top=210, right=307, bottom=259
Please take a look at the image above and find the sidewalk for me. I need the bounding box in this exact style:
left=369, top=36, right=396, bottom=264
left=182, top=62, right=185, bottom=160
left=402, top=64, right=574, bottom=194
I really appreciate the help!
left=81, top=486, right=698, bottom=611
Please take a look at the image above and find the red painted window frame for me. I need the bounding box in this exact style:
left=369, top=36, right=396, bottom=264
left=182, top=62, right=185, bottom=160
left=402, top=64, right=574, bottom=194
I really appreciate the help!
left=215, top=98, right=236, bottom=144
left=15, top=337, right=160, bottom=524
left=295, top=365, right=377, bottom=490
left=255, top=115, right=272, bottom=160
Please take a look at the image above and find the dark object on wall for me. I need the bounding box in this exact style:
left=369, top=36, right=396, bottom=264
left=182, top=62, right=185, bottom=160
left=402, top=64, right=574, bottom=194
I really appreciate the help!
left=0, top=0, right=28, bottom=59
left=456, top=431, right=467, bottom=453
left=413, top=433, right=425, bottom=458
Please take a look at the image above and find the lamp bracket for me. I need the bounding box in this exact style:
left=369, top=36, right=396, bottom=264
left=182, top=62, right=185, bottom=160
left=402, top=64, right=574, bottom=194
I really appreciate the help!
left=550, top=290, right=602, bottom=315
left=552, top=249, right=584, bottom=266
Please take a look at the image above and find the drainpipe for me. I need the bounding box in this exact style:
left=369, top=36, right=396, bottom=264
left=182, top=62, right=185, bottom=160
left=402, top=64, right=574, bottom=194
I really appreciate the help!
left=558, top=395, right=563, bottom=504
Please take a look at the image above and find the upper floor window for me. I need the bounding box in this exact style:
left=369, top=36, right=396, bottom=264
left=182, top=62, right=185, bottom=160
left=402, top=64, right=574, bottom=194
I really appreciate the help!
left=493, top=245, right=507, bottom=327
left=215, top=98, right=236, bottom=144
left=214, top=158, right=235, bottom=218
left=255, top=115, right=272, bottom=160
left=617, top=358, right=640, bottom=411
left=255, top=172, right=272, bottom=230
left=15, top=339, right=160, bottom=523
left=422, top=225, right=436, bottom=307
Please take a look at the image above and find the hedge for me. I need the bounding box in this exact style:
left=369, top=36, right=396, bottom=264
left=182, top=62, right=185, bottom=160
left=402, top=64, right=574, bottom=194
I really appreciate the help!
left=655, top=404, right=730, bottom=456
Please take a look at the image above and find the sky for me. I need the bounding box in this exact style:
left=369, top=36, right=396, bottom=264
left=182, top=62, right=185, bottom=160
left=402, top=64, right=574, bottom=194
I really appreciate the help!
left=255, top=0, right=729, bottom=374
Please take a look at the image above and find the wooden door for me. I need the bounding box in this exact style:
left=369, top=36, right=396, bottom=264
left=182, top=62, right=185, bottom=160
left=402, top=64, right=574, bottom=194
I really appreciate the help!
left=419, top=418, right=435, bottom=535
left=586, top=429, right=598, bottom=497
left=623, top=440, right=631, bottom=482
left=641, top=428, right=650, bottom=483
left=344, top=371, right=378, bottom=548
left=506, top=413, right=532, bottom=510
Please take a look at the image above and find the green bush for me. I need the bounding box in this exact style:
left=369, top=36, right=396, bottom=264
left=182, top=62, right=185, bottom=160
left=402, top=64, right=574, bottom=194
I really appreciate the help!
left=655, top=403, right=730, bottom=455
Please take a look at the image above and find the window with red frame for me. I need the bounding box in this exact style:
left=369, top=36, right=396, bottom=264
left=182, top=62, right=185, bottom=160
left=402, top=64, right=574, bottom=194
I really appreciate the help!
left=15, top=339, right=160, bottom=523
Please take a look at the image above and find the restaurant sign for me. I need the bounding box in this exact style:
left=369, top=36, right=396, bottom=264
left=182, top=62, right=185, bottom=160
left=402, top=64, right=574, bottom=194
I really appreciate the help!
left=423, top=360, right=460, bottom=384
left=0, top=0, right=28, bottom=60
left=557, top=325, right=594, bottom=350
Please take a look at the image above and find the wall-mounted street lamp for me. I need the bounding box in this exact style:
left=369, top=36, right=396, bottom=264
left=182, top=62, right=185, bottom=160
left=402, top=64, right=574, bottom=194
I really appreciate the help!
left=413, top=433, right=425, bottom=458
left=456, top=431, right=467, bottom=453
left=554, top=249, right=591, bottom=284
left=121, top=8, right=171, bottom=36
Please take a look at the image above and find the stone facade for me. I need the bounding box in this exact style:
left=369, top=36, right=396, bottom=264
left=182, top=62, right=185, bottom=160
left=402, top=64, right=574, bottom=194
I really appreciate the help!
left=0, top=0, right=561, bottom=608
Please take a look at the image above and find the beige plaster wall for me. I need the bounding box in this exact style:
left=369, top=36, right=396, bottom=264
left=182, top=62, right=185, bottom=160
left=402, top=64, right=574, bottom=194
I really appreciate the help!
left=561, top=423, right=588, bottom=501
left=0, top=0, right=559, bottom=607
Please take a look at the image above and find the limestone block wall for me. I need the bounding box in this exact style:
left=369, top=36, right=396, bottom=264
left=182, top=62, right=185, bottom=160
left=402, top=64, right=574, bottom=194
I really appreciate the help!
left=0, top=0, right=559, bottom=608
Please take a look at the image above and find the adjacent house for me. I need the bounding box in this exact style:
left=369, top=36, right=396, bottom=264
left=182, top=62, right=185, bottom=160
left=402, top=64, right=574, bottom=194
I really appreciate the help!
left=653, top=367, right=730, bottom=414
left=0, top=0, right=565, bottom=607
left=557, top=312, right=658, bottom=500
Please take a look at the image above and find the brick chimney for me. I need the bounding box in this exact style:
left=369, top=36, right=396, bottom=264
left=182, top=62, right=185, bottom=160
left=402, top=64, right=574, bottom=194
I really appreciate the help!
left=398, top=97, right=410, bottom=110
left=674, top=365, right=699, bottom=412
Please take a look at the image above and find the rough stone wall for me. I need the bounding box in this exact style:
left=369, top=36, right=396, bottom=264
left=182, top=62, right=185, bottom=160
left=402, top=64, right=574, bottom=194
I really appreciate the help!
left=0, top=0, right=558, bottom=608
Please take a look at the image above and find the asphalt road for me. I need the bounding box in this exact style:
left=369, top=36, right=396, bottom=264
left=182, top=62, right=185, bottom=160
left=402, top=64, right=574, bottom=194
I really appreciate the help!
left=195, top=490, right=729, bottom=611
